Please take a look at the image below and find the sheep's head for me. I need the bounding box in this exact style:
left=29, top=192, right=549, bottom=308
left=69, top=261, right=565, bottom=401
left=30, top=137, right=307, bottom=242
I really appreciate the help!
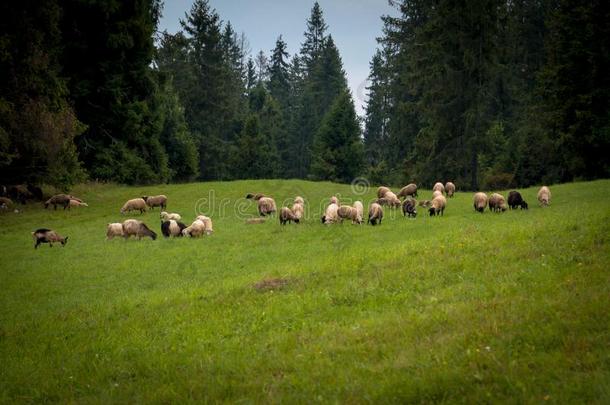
left=141, top=196, right=149, bottom=202
left=61, top=237, right=69, bottom=246
left=429, top=207, right=436, bottom=216
left=521, top=201, right=528, bottom=210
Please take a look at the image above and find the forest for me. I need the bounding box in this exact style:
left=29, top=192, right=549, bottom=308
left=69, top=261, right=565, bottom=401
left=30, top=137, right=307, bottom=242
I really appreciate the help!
left=1, top=0, right=608, bottom=190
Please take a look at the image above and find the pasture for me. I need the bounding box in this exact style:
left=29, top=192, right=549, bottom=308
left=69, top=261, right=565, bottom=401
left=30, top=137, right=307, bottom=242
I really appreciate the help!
left=1, top=179, right=609, bottom=403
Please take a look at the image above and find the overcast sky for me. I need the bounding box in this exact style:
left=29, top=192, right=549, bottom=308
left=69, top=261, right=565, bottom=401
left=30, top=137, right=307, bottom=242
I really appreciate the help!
left=158, top=0, right=397, bottom=116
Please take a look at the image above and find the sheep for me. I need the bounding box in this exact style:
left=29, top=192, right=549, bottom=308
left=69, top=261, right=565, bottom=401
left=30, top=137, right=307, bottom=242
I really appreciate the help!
left=120, top=198, right=147, bottom=215
left=488, top=193, right=507, bottom=212
left=161, top=220, right=187, bottom=237
left=182, top=219, right=206, bottom=237
left=279, top=207, right=300, bottom=225
left=397, top=183, right=418, bottom=199
left=508, top=191, right=528, bottom=210
left=432, top=190, right=443, bottom=199
left=32, top=229, right=68, bottom=249
left=142, top=195, right=167, bottom=210
left=377, top=186, right=391, bottom=199
left=292, top=197, right=304, bottom=221
left=8, top=185, right=33, bottom=204
left=44, top=194, right=71, bottom=210
left=322, top=202, right=339, bottom=224
left=246, top=193, right=265, bottom=200
left=257, top=197, right=277, bottom=217
left=69, top=199, right=88, bottom=207
left=376, top=195, right=400, bottom=208
left=160, top=211, right=181, bottom=221
left=537, top=186, right=551, bottom=206
left=445, top=182, right=456, bottom=198
left=353, top=201, right=364, bottom=224
left=402, top=198, right=417, bottom=218
left=122, top=219, right=157, bottom=240
left=473, top=192, right=488, bottom=213
left=106, top=223, right=124, bottom=240
left=368, top=202, right=384, bottom=226
left=329, top=196, right=339, bottom=205
left=418, top=200, right=432, bottom=208
left=433, top=182, right=445, bottom=194
left=195, top=215, right=214, bottom=235
left=429, top=195, right=447, bottom=216
left=337, top=205, right=362, bottom=224
left=0, top=197, right=13, bottom=210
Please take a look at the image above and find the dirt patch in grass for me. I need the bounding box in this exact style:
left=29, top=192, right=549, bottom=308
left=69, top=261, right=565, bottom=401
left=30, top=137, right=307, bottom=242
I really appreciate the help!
left=254, top=278, right=290, bottom=292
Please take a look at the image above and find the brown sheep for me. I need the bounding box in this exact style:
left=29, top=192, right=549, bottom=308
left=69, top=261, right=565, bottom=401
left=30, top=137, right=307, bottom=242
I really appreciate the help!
left=142, top=195, right=167, bottom=210
left=429, top=195, right=447, bottom=216
left=337, top=205, right=361, bottom=224
left=246, top=193, right=265, bottom=200
left=488, top=193, right=507, bottom=212
left=445, top=182, right=456, bottom=198
left=397, top=183, right=418, bottom=198
left=537, top=186, right=551, bottom=206
left=122, top=219, right=157, bottom=240
left=402, top=198, right=417, bottom=218
left=120, top=198, right=147, bottom=214
left=45, top=194, right=71, bottom=210
left=377, top=186, right=391, bottom=199
left=368, top=202, right=384, bottom=226
left=32, top=229, right=68, bottom=249
left=473, top=192, right=488, bottom=213
left=279, top=207, right=300, bottom=225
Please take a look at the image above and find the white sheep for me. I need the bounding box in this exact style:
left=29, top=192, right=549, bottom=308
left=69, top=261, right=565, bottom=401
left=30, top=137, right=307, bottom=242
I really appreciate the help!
left=106, top=223, right=124, bottom=240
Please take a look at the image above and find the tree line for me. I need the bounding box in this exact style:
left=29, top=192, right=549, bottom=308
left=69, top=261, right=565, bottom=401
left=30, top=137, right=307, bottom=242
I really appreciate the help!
left=1, top=0, right=607, bottom=190
left=364, top=0, right=609, bottom=190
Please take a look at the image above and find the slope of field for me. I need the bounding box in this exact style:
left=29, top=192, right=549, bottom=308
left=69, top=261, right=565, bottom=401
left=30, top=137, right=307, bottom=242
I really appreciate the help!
left=1, top=179, right=609, bottom=403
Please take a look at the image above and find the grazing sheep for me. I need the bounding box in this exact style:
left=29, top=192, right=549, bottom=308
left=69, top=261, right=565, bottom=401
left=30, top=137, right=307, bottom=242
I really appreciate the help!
left=195, top=215, right=214, bottom=235
left=44, top=194, right=71, bottom=210
left=69, top=199, right=88, bottom=207
left=257, top=197, right=277, bottom=217
left=398, top=183, right=418, bottom=199
left=385, top=191, right=401, bottom=208
left=322, top=202, right=339, bottom=224
left=329, top=196, right=339, bottom=205
left=418, top=200, right=432, bottom=208
left=488, top=193, right=508, bottom=212
left=0, top=197, right=13, bottom=210
left=368, top=202, right=384, bottom=226
left=246, top=193, right=265, bottom=200
left=160, top=211, right=181, bottom=221
left=120, top=198, right=147, bottom=214
left=376, top=196, right=400, bottom=208
left=142, top=195, right=167, bottom=210
left=433, top=182, right=445, bottom=194
left=337, top=205, right=362, bottom=224
left=32, top=229, right=68, bottom=249
left=182, top=220, right=206, bottom=237
left=106, top=223, right=124, bottom=240
left=353, top=201, right=364, bottom=224
left=473, top=192, right=488, bottom=213
left=508, top=191, right=528, bottom=210
left=279, top=207, right=300, bottom=225
left=161, top=220, right=187, bottom=237
left=445, top=182, right=456, bottom=198
left=377, top=186, right=391, bottom=199
left=429, top=195, right=447, bottom=216
left=292, top=196, right=304, bottom=221
left=432, top=190, right=443, bottom=199
left=8, top=185, right=33, bottom=204
left=122, top=219, right=157, bottom=240
left=537, top=186, right=551, bottom=206
left=402, top=198, right=417, bottom=218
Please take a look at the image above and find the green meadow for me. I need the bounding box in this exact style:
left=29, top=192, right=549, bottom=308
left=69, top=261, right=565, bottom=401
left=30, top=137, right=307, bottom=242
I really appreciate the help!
left=0, top=179, right=609, bottom=403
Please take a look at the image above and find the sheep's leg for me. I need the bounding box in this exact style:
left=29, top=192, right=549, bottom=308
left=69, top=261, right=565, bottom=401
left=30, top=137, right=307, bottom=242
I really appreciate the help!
left=34, top=240, right=41, bottom=249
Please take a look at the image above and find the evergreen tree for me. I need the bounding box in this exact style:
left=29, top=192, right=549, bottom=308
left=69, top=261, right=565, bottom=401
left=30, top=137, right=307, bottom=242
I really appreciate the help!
left=300, top=2, right=328, bottom=70
left=311, top=91, right=364, bottom=182
left=234, top=115, right=279, bottom=179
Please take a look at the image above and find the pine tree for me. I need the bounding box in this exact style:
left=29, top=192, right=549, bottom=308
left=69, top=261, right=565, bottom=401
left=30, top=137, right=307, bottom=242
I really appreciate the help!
left=234, top=115, right=279, bottom=179
left=311, top=91, right=364, bottom=182
left=300, top=2, right=328, bottom=70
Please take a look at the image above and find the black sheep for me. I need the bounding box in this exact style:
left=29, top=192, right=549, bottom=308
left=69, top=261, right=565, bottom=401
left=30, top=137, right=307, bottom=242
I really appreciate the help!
left=508, top=191, right=528, bottom=210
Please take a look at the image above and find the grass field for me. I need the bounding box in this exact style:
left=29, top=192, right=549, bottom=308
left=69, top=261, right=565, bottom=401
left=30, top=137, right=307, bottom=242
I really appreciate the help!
left=1, top=179, right=609, bottom=403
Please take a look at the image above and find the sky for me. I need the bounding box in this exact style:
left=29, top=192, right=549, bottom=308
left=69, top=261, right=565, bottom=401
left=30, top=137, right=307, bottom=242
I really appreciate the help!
left=158, top=0, right=398, bottom=116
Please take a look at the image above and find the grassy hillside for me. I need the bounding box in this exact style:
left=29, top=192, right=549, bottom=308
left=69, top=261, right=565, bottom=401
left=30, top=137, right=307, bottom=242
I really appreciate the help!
left=1, top=179, right=609, bottom=403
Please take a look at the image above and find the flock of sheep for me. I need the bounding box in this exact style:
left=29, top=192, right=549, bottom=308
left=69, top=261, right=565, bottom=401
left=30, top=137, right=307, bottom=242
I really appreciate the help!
left=1, top=182, right=552, bottom=249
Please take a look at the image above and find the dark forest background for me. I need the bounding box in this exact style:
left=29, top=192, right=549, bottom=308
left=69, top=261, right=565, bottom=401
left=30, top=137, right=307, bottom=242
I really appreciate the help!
left=1, top=0, right=608, bottom=190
